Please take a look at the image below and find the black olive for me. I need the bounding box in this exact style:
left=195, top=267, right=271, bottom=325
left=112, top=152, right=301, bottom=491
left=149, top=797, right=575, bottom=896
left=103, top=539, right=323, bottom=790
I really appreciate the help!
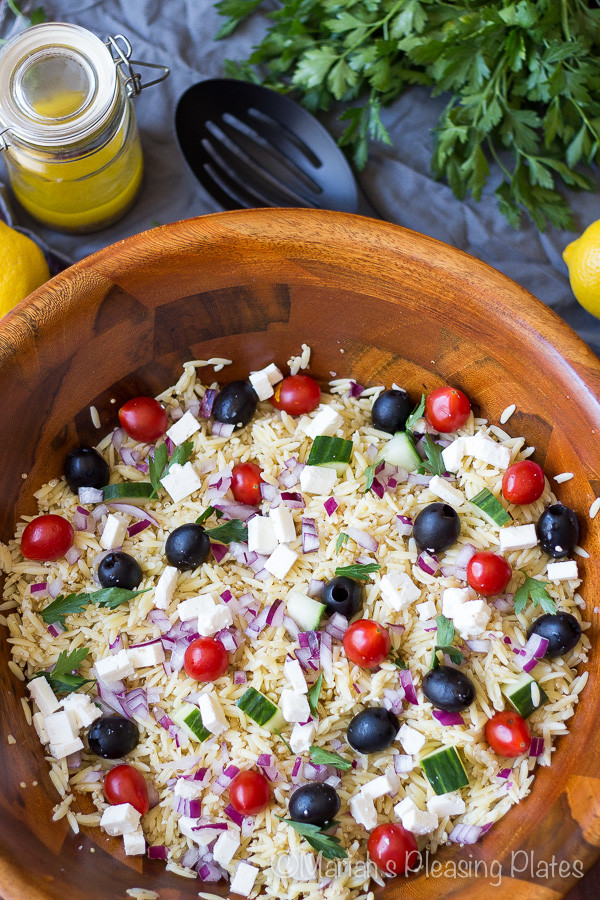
left=372, top=389, right=413, bottom=434
left=321, top=576, right=364, bottom=619
left=88, top=716, right=139, bottom=759
left=288, top=782, right=341, bottom=827
left=536, top=504, right=579, bottom=558
left=165, top=523, right=210, bottom=570
left=212, top=381, right=258, bottom=429
left=413, top=502, right=460, bottom=552
left=98, top=551, right=143, bottom=590
left=64, top=446, right=109, bottom=494
left=527, top=612, right=582, bottom=658
left=347, top=707, right=399, bottom=754
left=422, top=665, right=475, bottom=712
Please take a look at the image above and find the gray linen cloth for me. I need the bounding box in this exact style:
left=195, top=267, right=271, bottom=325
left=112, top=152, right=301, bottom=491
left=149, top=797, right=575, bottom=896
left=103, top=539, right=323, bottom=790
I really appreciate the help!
left=1, top=0, right=599, bottom=356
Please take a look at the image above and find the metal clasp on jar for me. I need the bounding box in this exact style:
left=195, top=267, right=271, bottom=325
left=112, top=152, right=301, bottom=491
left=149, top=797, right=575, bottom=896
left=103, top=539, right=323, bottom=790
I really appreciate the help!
left=105, top=35, right=170, bottom=98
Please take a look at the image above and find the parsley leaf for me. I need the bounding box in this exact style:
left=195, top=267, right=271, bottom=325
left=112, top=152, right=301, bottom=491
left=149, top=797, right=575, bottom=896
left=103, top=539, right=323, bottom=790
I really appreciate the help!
left=418, top=435, right=445, bottom=476
left=149, top=440, right=194, bottom=498
left=389, top=651, right=407, bottom=669
left=310, top=745, right=352, bottom=771
left=334, top=562, right=381, bottom=581
left=277, top=817, right=347, bottom=860
left=513, top=572, right=556, bottom=615
left=195, top=505, right=224, bottom=526
left=274, top=728, right=293, bottom=754
left=430, top=614, right=464, bottom=669
left=204, top=519, right=248, bottom=544
left=405, top=394, right=426, bottom=432
left=41, top=587, right=149, bottom=629
left=31, top=648, right=93, bottom=694
left=307, top=672, right=323, bottom=716
left=335, top=532, right=350, bottom=553
left=364, top=464, right=376, bottom=493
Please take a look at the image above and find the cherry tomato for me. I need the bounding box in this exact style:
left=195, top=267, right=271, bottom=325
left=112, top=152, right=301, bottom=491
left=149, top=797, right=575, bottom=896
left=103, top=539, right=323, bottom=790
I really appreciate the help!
left=343, top=619, right=391, bottom=669
left=467, top=551, right=512, bottom=597
left=485, top=710, right=531, bottom=757
left=368, top=823, right=419, bottom=875
left=229, top=770, right=271, bottom=816
left=21, top=514, right=74, bottom=561
left=270, top=374, right=321, bottom=415
left=231, top=462, right=263, bottom=506
left=425, top=386, right=471, bottom=433
left=184, top=637, right=229, bottom=682
left=104, top=764, right=150, bottom=815
left=118, top=396, right=168, bottom=443
left=502, top=460, right=545, bottom=505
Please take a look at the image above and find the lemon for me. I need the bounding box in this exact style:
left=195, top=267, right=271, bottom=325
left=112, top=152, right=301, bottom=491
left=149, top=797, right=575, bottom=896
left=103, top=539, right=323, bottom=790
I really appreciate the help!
left=563, top=219, right=600, bottom=318
left=0, top=220, right=50, bottom=318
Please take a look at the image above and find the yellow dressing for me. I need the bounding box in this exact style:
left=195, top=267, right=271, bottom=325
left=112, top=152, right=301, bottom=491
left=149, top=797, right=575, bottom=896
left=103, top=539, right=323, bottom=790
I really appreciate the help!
left=30, top=89, right=89, bottom=119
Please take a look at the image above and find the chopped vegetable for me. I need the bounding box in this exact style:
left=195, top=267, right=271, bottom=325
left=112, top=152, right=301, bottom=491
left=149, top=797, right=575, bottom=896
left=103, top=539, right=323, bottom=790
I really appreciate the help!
left=430, top=615, right=464, bottom=669
left=307, top=673, right=323, bottom=716
left=203, top=519, right=248, bottom=544
left=277, top=817, right=347, bottom=860
left=470, top=488, right=512, bottom=527
left=417, top=435, right=445, bottom=477
left=31, top=647, right=93, bottom=694
left=101, top=482, right=154, bottom=501
left=334, top=562, right=381, bottom=581
left=41, top=587, right=149, bottom=629
left=513, top=572, right=556, bottom=615
left=236, top=687, right=286, bottom=732
left=307, top=435, right=353, bottom=473
left=420, top=745, right=469, bottom=795
left=502, top=673, right=548, bottom=718
left=309, top=745, right=352, bottom=770
left=149, top=439, right=194, bottom=499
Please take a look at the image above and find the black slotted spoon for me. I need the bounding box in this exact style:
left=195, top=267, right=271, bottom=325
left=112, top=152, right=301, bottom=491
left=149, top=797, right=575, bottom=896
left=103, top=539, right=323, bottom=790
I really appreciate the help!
left=175, top=79, right=383, bottom=219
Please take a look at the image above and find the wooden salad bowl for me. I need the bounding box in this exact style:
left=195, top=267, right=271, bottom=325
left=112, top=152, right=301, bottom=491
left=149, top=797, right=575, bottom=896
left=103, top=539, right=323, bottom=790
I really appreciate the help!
left=0, top=209, right=599, bottom=900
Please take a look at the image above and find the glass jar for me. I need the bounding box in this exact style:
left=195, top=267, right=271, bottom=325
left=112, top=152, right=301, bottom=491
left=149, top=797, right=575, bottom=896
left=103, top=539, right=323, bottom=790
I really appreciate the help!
left=0, top=23, right=168, bottom=233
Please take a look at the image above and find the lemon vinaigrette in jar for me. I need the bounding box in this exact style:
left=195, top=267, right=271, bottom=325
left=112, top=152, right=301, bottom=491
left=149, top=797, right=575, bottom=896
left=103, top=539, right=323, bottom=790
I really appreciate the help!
left=0, top=23, right=168, bottom=233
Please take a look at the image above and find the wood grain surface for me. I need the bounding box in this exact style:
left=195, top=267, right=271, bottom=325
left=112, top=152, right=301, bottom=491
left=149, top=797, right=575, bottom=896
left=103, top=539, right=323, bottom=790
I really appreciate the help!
left=0, top=209, right=599, bottom=900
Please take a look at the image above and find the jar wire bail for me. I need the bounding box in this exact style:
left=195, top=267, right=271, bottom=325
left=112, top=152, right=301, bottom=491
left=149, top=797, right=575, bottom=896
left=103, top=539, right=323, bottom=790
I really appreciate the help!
left=105, top=35, right=170, bottom=98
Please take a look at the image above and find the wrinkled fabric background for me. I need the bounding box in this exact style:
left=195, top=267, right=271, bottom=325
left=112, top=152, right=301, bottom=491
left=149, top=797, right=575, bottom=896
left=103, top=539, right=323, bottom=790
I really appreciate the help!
left=1, top=0, right=599, bottom=356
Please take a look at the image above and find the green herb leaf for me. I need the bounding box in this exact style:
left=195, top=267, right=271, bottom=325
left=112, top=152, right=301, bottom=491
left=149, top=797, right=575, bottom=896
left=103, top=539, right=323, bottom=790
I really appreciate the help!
left=364, top=464, right=376, bottom=493
left=405, top=394, right=426, bottom=432
left=32, top=648, right=93, bottom=694
left=195, top=505, right=224, bottom=526
left=149, top=440, right=194, bottom=498
left=335, top=532, right=350, bottom=553
left=307, top=672, right=323, bottom=716
left=204, top=519, right=248, bottom=544
left=430, top=614, right=464, bottom=669
left=513, top=572, right=556, bottom=615
left=277, top=817, right=347, bottom=860
left=418, top=435, right=445, bottom=476
left=389, top=651, right=407, bottom=669
left=274, top=728, right=293, bottom=754
left=41, top=588, right=149, bottom=629
left=334, top=562, right=381, bottom=582
left=310, top=745, right=352, bottom=771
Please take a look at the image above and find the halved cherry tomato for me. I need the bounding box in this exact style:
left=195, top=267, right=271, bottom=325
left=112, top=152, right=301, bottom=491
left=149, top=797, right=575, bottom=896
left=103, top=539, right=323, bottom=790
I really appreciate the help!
left=104, top=763, right=150, bottom=815
left=229, top=770, right=271, bottom=816
left=270, top=374, right=321, bottom=415
left=343, top=619, right=391, bottom=669
left=21, top=514, right=74, bottom=561
left=467, top=551, right=512, bottom=597
left=184, top=637, right=229, bottom=682
left=485, top=710, right=531, bottom=757
left=368, top=823, right=419, bottom=875
left=425, top=386, right=471, bottom=433
left=502, top=460, right=545, bottom=505
left=118, top=396, right=168, bottom=443
left=231, top=462, right=263, bottom=506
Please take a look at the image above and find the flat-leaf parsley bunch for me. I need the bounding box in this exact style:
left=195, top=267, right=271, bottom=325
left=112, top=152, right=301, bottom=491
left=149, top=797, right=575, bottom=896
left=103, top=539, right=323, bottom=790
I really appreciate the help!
left=215, top=0, right=600, bottom=230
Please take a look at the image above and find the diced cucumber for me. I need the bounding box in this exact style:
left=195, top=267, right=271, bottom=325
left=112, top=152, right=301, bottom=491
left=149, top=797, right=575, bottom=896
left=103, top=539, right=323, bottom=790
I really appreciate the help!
left=502, top=673, right=548, bottom=718
left=470, top=488, right=511, bottom=527
left=307, top=436, right=353, bottom=474
left=286, top=590, right=326, bottom=632
left=378, top=431, right=421, bottom=473
left=420, top=745, right=469, bottom=795
left=102, top=482, right=154, bottom=501
left=171, top=703, right=211, bottom=742
left=236, top=687, right=286, bottom=732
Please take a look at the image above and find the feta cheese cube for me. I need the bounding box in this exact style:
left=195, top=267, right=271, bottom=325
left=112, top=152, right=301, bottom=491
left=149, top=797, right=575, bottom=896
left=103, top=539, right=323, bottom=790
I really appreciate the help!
left=61, top=692, right=102, bottom=729
left=127, top=641, right=166, bottom=668
left=441, top=587, right=472, bottom=619
left=299, top=465, right=337, bottom=495
left=416, top=599, right=437, bottom=621
left=280, top=689, right=311, bottom=723
left=198, top=692, right=228, bottom=736
left=264, top=544, right=298, bottom=579
left=547, top=560, right=578, bottom=581
left=360, top=772, right=400, bottom=800
left=49, top=737, right=84, bottom=759
left=154, top=565, right=178, bottom=610
left=212, top=829, right=241, bottom=867
left=289, top=721, right=316, bottom=754
left=393, top=796, right=416, bottom=820
left=452, top=598, right=491, bottom=638
left=100, top=802, right=141, bottom=836
left=249, top=369, right=274, bottom=401
left=100, top=513, right=128, bottom=550
left=247, top=516, right=278, bottom=555
left=179, top=817, right=204, bottom=843
left=380, top=571, right=421, bottom=611
left=177, top=595, right=205, bottom=622
left=32, top=711, right=49, bottom=744
left=400, top=804, right=438, bottom=835
left=441, top=437, right=465, bottom=473
left=428, top=475, right=465, bottom=508
left=283, top=657, right=308, bottom=693
left=123, top=827, right=146, bottom=856
left=498, top=523, right=538, bottom=552
left=198, top=596, right=233, bottom=637
left=303, top=405, right=344, bottom=440
left=263, top=363, right=284, bottom=386
left=166, top=409, right=200, bottom=445
left=230, top=862, right=259, bottom=897
left=464, top=433, right=511, bottom=470
left=349, top=792, right=378, bottom=829
left=160, top=461, right=202, bottom=503
left=94, top=648, right=135, bottom=683
left=398, top=723, right=426, bottom=755
left=426, top=793, right=466, bottom=817
left=28, top=676, right=60, bottom=716
left=269, top=505, right=296, bottom=543
left=174, top=778, right=203, bottom=800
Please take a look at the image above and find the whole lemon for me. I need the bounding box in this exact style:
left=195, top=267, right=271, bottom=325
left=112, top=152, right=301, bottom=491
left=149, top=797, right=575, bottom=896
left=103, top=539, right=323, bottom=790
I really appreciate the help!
left=0, top=220, right=50, bottom=319
left=563, top=219, right=600, bottom=318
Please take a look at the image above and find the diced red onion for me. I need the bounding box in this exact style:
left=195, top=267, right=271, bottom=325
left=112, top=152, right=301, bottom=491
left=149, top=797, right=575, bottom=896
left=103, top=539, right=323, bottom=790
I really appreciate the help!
left=233, top=671, right=248, bottom=684
left=432, top=709, right=464, bottom=726
left=109, top=503, right=159, bottom=525
left=294, top=647, right=317, bottom=671
left=382, top=688, right=405, bottom=714
left=448, top=823, right=489, bottom=844
left=385, top=622, right=406, bottom=635
left=147, top=845, right=168, bottom=860
left=31, top=581, right=48, bottom=598
left=307, top=579, right=325, bottom=599
left=371, top=479, right=385, bottom=499
left=223, top=803, right=245, bottom=827
left=440, top=564, right=468, bottom=580
left=210, top=542, right=228, bottom=564
left=169, top=641, right=188, bottom=673
left=78, top=487, right=104, bottom=504
left=407, top=472, right=433, bottom=485
left=323, top=613, right=349, bottom=641
left=324, top=497, right=338, bottom=517
left=529, top=737, right=544, bottom=758
left=399, top=668, right=419, bottom=705
left=198, top=863, right=224, bottom=883
left=465, top=639, right=491, bottom=653
left=283, top=615, right=301, bottom=641
left=455, top=543, right=476, bottom=567
left=109, top=635, right=123, bottom=652
left=147, top=609, right=171, bottom=633
left=66, top=750, right=81, bottom=770
left=91, top=503, right=109, bottom=521
left=281, top=491, right=305, bottom=509
left=127, top=519, right=152, bottom=538
left=47, top=621, right=65, bottom=638
left=111, top=427, right=124, bottom=451
left=394, top=754, right=414, bottom=774
left=96, top=680, right=127, bottom=717
left=353, top=682, right=361, bottom=693
left=494, top=594, right=514, bottom=612
left=498, top=768, right=512, bottom=779
left=200, top=388, right=217, bottom=418
left=171, top=405, right=184, bottom=422
left=48, top=578, right=64, bottom=599
left=260, top=483, right=279, bottom=503
left=396, top=515, right=413, bottom=537
left=266, top=599, right=285, bottom=627
left=518, top=633, right=549, bottom=673
left=215, top=627, right=242, bottom=652
left=211, top=421, right=234, bottom=438
left=122, top=687, right=151, bottom=723
left=212, top=765, right=240, bottom=796
left=348, top=380, right=364, bottom=398
left=417, top=551, right=439, bottom=575
left=213, top=500, right=256, bottom=521
left=185, top=398, right=201, bottom=418
left=73, top=509, right=89, bottom=531
left=301, top=517, right=320, bottom=554
left=320, top=631, right=333, bottom=681
left=146, top=687, right=161, bottom=705
left=181, top=846, right=200, bottom=869
left=173, top=796, right=203, bottom=818
left=208, top=466, right=233, bottom=497
left=345, top=526, right=378, bottom=553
